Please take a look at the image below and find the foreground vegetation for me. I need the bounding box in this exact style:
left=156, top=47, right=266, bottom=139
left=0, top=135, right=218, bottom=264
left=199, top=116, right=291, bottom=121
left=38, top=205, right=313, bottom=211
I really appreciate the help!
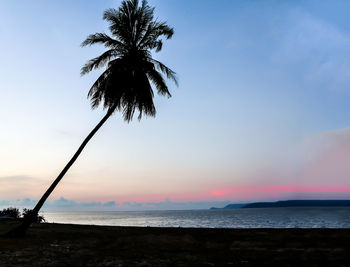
left=0, top=222, right=349, bottom=266
left=0, top=208, right=45, bottom=223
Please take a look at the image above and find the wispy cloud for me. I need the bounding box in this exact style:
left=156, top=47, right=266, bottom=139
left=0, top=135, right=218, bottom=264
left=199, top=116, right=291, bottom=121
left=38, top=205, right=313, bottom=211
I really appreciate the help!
left=0, top=197, right=232, bottom=211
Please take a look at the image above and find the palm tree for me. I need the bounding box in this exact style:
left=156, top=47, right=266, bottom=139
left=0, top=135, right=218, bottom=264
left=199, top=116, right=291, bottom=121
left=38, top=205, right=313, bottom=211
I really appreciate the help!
left=6, top=0, right=177, bottom=237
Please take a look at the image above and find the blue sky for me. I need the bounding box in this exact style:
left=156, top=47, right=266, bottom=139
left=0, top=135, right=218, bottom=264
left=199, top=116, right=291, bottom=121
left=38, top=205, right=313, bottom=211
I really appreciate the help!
left=1, top=0, right=350, bottom=210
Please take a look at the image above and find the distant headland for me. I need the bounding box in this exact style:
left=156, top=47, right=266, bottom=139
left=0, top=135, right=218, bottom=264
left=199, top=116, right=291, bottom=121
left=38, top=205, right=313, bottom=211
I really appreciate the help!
left=210, top=200, right=350, bottom=210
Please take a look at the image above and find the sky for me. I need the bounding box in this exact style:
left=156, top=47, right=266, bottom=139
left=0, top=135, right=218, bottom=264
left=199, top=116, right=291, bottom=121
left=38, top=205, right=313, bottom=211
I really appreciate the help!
left=1, top=0, right=350, bottom=210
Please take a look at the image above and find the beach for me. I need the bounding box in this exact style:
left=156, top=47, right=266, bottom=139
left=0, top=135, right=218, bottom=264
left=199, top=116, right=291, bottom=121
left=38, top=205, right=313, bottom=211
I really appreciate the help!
left=1, top=222, right=349, bottom=266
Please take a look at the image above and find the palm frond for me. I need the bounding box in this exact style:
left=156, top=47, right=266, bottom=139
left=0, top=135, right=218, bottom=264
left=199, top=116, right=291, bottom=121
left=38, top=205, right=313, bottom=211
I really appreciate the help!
left=146, top=67, right=171, bottom=97
left=137, top=21, right=174, bottom=51
left=103, top=8, right=132, bottom=47
left=81, top=33, right=125, bottom=50
left=150, top=59, right=178, bottom=86
left=81, top=49, right=120, bottom=75
left=87, top=69, right=111, bottom=108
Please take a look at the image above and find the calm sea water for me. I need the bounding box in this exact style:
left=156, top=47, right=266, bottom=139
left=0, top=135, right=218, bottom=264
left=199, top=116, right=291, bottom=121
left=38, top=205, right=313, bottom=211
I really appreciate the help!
left=42, top=208, right=350, bottom=228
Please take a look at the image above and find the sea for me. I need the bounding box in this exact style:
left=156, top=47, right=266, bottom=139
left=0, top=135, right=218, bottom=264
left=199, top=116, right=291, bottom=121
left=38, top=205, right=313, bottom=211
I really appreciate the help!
left=42, top=207, right=350, bottom=228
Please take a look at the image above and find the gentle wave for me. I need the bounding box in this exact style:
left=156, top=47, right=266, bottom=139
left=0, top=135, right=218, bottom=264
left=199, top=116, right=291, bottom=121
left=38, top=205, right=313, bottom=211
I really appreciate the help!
left=42, top=207, right=350, bottom=228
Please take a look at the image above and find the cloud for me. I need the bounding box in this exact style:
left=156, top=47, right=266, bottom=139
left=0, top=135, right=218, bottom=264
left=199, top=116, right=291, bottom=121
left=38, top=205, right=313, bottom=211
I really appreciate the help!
left=0, top=197, right=231, bottom=211
left=0, top=198, right=37, bottom=209
left=102, top=201, right=116, bottom=207
left=51, top=197, right=78, bottom=208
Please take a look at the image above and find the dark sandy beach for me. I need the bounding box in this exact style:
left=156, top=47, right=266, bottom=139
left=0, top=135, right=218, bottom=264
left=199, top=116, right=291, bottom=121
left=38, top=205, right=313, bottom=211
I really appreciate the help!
left=0, top=221, right=349, bottom=266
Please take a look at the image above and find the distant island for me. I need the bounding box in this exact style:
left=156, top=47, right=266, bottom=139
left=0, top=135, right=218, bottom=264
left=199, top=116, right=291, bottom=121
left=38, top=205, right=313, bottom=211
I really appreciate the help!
left=210, top=200, right=350, bottom=210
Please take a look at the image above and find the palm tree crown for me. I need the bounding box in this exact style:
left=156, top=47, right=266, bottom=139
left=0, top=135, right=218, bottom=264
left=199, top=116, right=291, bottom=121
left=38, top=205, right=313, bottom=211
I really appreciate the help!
left=81, top=0, right=177, bottom=121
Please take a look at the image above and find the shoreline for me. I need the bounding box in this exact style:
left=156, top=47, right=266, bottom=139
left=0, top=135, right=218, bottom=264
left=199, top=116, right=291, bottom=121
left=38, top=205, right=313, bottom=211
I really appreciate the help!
left=1, top=222, right=350, bottom=266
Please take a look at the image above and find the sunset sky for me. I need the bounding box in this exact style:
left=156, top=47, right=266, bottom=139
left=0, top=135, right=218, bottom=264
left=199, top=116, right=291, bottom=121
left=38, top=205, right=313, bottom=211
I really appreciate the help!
left=1, top=0, right=350, bottom=210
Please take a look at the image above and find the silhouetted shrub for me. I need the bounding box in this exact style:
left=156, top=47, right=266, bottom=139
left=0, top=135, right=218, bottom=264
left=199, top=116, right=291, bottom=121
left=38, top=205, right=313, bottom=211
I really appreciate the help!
left=0, top=207, right=20, bottom=218
left=22, top=209, right=46, bottom=223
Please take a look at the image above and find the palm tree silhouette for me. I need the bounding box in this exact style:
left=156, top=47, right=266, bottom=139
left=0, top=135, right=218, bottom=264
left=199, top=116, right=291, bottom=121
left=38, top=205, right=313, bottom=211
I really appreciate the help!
left=6, top=0, right=177, bottom=237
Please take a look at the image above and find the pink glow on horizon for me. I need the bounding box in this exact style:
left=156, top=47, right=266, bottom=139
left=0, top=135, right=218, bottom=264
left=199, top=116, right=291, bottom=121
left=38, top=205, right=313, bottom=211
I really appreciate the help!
left=75, top=184, right=350, bottom=204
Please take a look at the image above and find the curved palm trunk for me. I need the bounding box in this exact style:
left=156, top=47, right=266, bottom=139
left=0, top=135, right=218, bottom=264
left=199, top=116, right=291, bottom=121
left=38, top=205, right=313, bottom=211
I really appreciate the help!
left=4, top=107, right=116, bottom=237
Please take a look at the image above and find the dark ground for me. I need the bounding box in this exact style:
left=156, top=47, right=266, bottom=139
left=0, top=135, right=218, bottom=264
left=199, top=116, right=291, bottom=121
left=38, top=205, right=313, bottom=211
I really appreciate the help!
left=0, top=221, right=349, bottom=266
